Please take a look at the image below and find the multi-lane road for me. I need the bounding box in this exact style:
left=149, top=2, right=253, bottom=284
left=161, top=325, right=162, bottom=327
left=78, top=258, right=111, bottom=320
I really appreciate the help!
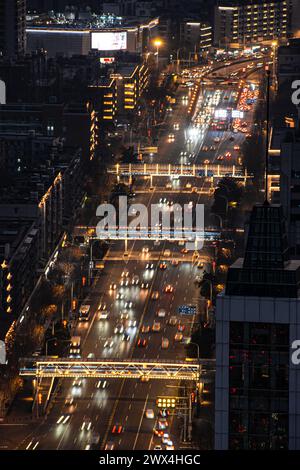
left=0, top=57, right=265, bottom=451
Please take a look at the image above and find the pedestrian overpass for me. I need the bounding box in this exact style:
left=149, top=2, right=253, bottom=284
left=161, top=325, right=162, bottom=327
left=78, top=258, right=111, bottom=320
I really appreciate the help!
left=19, top=358, right=215, bottom=381
left=108, top=163, right=251, bottom=181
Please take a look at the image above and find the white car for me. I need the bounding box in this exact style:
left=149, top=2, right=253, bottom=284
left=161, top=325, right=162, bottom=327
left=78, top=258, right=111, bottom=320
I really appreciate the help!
left=161, top=433, right=170, bottom=444
left=157, top=309, right=166, bottom=318
left=104, top=339, right=114, bottom=348
left=145, top=409, right=155, bottom=419
left=99, top=311, right=109, bottom=320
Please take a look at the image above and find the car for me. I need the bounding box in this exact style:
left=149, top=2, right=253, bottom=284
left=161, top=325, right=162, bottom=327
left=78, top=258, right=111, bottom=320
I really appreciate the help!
left=152, top=322, right=161, bottom=332
left=109, top=283, right=117, bottom=290
left=151, top=291, right=159, bottom=300
left=164, top=284, right=174, bottom=293
left=159, top=409, right=170, bottom=418
left=157, top=309, right=166, bottom=318
left=124, top=301, right=133, bottom=309
left=164, top=249, right=171, bottom=257
left=120, top=311, right=129, bottom=320
left=116, top=292, right=124, bottom=300
left=104, top=339, right=114, bottom=348
left=159, top=262, right=167, bottom=270
left=96, top=380, right=107, bottom=389
left=168, top=316, right=177, bottom=326
left=114, top=324, right=125, bottom=335
left=177, top=324, right=185, bottom=332
left=122, top=333, right=130, bottom=342
left=153, top=428, right=164, bottom=437
left=146, top=263, right=154, bottom=270
left=161, top=338, right=170, bottom=349
left=131, top=275, right=139, bottom=286
left=158, top=419, right=169, bottom=430
left=171, top=259, right=179, bottom=266
left=105, top=442, right=115, bottom=450
left=72, top=379, right=82, bottom=387
left=121, top=270, right=129, bottom=278
left=81, top=420, right=92, bottom=431
left=197, top=262, right=204, bottom=269
left=161, top=433, right=170, bottom=444
left=142, top=246, right=149, bottom=254
left=185, top=183, right=192, bottom=189
left=98, top=302, right=107, bottom=310
left=141, top=282, right=150, bottom=289
left=166, top=444, right=175, bottom=450
left=120, top=278, right=130, bottom=287
left=145, top=409, right=155, bottom=419
left=142, top=325, right=150, bottom=333
left=181, top=248, right=188, bottom=254
left=56, top=415, right=70, bottom=425
left=64, top=396, right=74, bottom=406
left=98, top=310, right=109, bottom=320
left=128, top=319, right=137, bottom=328
left=154, top=445, right=163, bottom=450
left=137, top=338, right=147, bottom=347
left=174, top=333, right=183, bottom=342
left=111, top=424, right=123, bottom=434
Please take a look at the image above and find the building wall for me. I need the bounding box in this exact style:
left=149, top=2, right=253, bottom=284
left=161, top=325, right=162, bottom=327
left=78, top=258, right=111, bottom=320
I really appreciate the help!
left=27, top=30, right=91, bottom=57
left=214, top=0, right=289, bottom=48
left=280, top=140, right=300, bottom=254
left=0, top=0, right=26, bottom=57
left=215, top=293, right=300, bottom=449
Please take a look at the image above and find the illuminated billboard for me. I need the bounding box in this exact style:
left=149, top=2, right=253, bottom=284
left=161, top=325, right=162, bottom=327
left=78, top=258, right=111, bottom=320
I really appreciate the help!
left=91, top=31, right=127, bottom=51
left=232, top=110, right=244, bottom=119
left=214, top=109, right=227, bottom=119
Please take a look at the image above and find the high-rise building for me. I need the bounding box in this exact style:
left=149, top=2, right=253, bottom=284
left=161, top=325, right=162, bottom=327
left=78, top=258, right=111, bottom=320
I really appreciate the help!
left=0, top=0, right=26, bottom=58
left=214, top=0, right=289, bottom=48
left=215, top=202, right=300, bottom=449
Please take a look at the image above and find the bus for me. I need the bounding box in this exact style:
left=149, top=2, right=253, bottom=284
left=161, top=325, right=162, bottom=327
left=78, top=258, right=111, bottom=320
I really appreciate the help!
left=79, top=304, right=91, bottom=322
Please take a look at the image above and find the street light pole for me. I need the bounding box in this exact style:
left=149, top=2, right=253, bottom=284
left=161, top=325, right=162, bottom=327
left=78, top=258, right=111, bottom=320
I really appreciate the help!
left=189, top=341, right=201, bottom=419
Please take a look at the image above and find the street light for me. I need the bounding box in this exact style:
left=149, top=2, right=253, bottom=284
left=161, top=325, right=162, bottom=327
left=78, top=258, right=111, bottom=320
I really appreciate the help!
left=153, top=38, right=162, bottom=69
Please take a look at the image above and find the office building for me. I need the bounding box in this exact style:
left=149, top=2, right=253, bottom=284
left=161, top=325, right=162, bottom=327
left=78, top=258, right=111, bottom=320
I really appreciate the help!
left=0, top=0, right=26, bottom=57
left=215, top=202, right=300, bottom=449
left=278, top=38, right=300, bottom=87
left=180, top=21, right=212, bottom=53
left=214, top=0, right=289, bottom=48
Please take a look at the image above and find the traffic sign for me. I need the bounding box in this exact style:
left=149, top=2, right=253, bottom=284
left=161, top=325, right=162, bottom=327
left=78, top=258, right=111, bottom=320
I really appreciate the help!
left=178, top=305, right=197, bottom=316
